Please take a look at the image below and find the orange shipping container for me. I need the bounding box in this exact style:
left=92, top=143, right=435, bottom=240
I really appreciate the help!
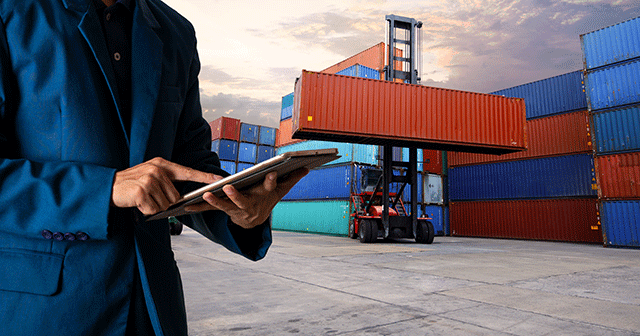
left=209, top=116, right=241, bottom=141
left=450, top=199, right=602, bottom=243
left=321, top=42, right=403, bottom=76
left=293, top=71, right=527, bottom=154
left=275, top=118, right=304, bottom=148
left=596, top=152, right=640, bottom=199
left=449, top=110, right=592, bottom=166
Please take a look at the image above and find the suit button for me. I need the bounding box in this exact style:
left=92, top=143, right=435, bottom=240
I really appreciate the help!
left=76, top=232, right=89, bottom=241
left=41, top=230, right=53, bottom=240
left=64, top=233, right=76, bottom=241
left=53, top=232, right=64, bottom=241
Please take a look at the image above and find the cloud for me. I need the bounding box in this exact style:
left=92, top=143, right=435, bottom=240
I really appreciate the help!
left=199, top=91, right=281, bottom=128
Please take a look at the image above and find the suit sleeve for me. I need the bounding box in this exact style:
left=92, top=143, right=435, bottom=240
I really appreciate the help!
left=170, top=43, right=272, bottom=261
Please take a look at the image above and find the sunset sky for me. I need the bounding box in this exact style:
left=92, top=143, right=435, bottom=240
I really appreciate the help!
left=162, top=0, right=640, bottom=128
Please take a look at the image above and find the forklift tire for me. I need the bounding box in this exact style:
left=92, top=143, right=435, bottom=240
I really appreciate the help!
left=348, top=219, right=357, bottom=239
left=170, top=221, right=183, bottom=236
left=415, top=220, right=434, bottom=244
left=359, top=219, right=377, bottom=243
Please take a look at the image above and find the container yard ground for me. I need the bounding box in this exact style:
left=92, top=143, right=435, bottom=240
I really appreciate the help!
left=173, top=228, right=640, bottom=336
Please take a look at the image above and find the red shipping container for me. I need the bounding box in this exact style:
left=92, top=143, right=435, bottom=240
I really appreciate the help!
left=596, top=152, right=640, bottom=199
left=293, top=71, right=527, bottom=154
left=450, top=199, right=602, bottom=243
left=275, top=118, right=304, bottom=148
left=449, top=110, right=592, bottom=167
left=422, top=149, right=443, bottom=175
left=209, top=116, right=240, bottom=141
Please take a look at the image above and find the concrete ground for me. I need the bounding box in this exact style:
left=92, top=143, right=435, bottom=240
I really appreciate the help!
left=172, top=228, right=640, bottom=336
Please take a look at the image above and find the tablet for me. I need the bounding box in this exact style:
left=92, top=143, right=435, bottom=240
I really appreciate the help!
left=146, top=148, right=340, bottom=221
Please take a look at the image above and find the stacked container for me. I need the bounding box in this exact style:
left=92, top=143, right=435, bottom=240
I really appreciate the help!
left=448, top=71, right=602, bottom=243
left=581, top=17, right=640, bottom=247
left=209, top=116, right=277, bottom=175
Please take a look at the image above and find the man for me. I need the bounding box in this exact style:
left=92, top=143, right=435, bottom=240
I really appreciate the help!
left=0, top=0, right=306, bottom=335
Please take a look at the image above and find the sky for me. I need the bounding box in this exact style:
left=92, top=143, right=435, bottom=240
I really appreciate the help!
left=162, top=0, right=640, bottom=128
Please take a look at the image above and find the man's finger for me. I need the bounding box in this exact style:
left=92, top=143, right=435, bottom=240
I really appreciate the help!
left=152, top=158, right=219, bottom=184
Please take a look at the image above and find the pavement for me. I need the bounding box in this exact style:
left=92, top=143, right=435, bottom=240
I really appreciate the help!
left=171, top=228, right=640, bottom=336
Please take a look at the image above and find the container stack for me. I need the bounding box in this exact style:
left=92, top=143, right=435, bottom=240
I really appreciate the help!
left=209, top=116, right=277, bottom=175
left=581, top=17, right=640, bottom=247
left=448, top=71, right=602, bottom=243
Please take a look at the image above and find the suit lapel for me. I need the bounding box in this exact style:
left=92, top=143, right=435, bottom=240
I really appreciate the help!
left=129, top=0, right=163, bottom=166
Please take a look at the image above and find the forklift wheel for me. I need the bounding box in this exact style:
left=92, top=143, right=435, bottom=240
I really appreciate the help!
left=415, top=220, right=434, bottom=244
left=348, top=220, right=357, bottom=239
left=359, top=219, right=378, bottom=243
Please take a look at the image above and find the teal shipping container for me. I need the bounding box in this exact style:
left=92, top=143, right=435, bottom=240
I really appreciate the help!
left=272, top=200, right=350, bottom=236
left=281, top=93, right=294, bottom=120
left=276, top=140, right=378, bottom=166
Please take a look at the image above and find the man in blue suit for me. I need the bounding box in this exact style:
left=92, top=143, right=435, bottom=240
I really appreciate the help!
left=0, top=0, right=306, bottom=335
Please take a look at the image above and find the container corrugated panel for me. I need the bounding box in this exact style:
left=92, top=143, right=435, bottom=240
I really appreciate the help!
left=283, top=164, right=357, bottom=201
left=585, top=59, right=640, bottom=111
left=276, top=140, right=378, bottom=166
left=209, top=116, right=241, bottom=141
left=490, top=71, right=587, bottom=119
left=449, top=110, right=592, bottom=166
left=219, top=160, right=236, bottom=175
left=449, top=154, right=598, bottom=200
left=592, top=104, right=640, bottom=154
left=238, top=142, right=257, bottom=163
left=240, top=123, right=260, bottom=143
left=336, top=64, right=381, bottom=79
left=596, top=152, right=640, bottom=199
left=282, top=92, right=294, bottom=108
left=258, top=126, right=276, bottom=146
left=275, top=118, right=304, bottom=147
left=211, top=139, right=238, bottom=161
left=423, top=149, right=443, bottom=175
left=272, top=200, right=350, bottom=236
left=401, top=148, right=424, bottom=171
left=256, top=145, right=274, bottom=163
left=281, top=94, right=294, bottom=121
left=601, top=200, right=640, bottom=247
left=322, top=42, right=385, bottom=74
left=581, top=17, right=640, bottom=70
left=450, top=199, right=602, bottom=243
left=419, top=205, right=445, bottom=236
left=293, top=70, right=527, bottom=154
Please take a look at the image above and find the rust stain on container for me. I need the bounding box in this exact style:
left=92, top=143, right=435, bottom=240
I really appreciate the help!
left=293, top=70, right=527, bottom=154
left=449, top=110, right=592, bottom=166
left=596, top=152, right=640, bottom=199
left=450, top=199, right=602, bottom=243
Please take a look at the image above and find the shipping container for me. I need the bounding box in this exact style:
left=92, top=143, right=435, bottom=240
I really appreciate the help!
left=281, top=93, right=294, bottom=121
left=240, top=123, right=260, bottom=143
left=592, top=104, right=640, bottom=154
left=336, top=64, right=381, bottom=79
left=389, top=169, right=423, bottom=204
left=293, top=70, right=527, bottom=154
left=237, top=162, right=254, bottom=172
left=277, top=140, right=378, bottom=166
left=449, top=154, right=598, bottom=200
left=596, top=152, right=640, bottom=199
left=449, top=110, right=592, bottom=167
left=219, top=160, right=236, bottom=175
left=581, top=17, right=640, bottom=70
left=211, top=139, right=238, bottom=161
left=450, top=199, right=602, bottom=243
left=419, top=205, right=445, bottom=236
left=322, top=42, right=386, bottom=74
left=490, top=71, right=587, bottom=119
left=275, top=118, right=304, bottom=147
left=272, top=200, right=351, bottom=236
left=209, top=116, right=241, bottom=141
left=256, top=145, right=275, bottom=163
left=282, top=164, right=360, bottom=201
left=258, top=126, right=277, bottom=146
left=423, top=149, right=443, bottom=175
left=238, top=142, right=257, bottom=163
left=601, top=200, right=640, bottom=247
left=424, top=173, right=444, bottom=205
left=585, top=58, right=640, bottom=111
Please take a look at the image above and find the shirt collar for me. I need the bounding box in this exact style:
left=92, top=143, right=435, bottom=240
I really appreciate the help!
left=94, top=0, right=134, bottom=12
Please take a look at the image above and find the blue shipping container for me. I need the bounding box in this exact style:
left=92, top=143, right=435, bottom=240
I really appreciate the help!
left=490, top=71, right=587, bottom=119
left=237, top=162, right=254, bottom=172
left=257, top=145, right=275, bottom=163
left=601, top=200, right=640, bottom=247
left=585, top=59, right=640, bottom=111
left=389, top=170, right=423, bottom=204
left=592, top=104, right=640, bottom=154
left=277, top=140, right=378, bottom=166
left=448, top=154, right=597, bottom=200
left=581, top=17, right=640, bottom=70
left=258, top=126, right=276, bottom=146
left=336, top=64, right=381, bottom=79
left=419, top=205, right=445, bottom=236
left=281, top=92, right=294, bottom=120
left=211, top=139, right=238, bottom=161
left=240, top=123, right=260, bottom=143
left=238, top=142, right=257, bottom=163
left=220, top=160, right=236, bottom=175
left=283, top=164, right=380, bottom=201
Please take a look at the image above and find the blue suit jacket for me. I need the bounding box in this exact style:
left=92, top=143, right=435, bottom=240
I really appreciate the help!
left=0, top=0, right=271, bottom=335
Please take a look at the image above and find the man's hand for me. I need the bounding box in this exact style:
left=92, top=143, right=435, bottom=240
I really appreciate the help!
left=111, top=157, right=222, bottom=215
left=184, top=168, right=309, bottom=229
